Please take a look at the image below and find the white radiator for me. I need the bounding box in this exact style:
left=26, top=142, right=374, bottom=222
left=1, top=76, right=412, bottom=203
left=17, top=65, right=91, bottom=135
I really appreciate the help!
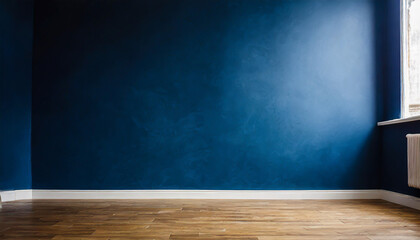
left=407, top=134, right=420, bottom=189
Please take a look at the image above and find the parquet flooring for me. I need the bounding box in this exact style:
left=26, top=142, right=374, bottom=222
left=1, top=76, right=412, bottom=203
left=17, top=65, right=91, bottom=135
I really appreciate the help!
left=0, top=199, right=419, bottom=239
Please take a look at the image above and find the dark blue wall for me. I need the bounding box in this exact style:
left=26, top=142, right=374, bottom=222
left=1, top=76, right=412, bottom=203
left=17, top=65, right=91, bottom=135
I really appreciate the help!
left=0, top=0, right=33, bottom=190
left=32, top=0, right=383, bottom=190
left=382, top=122, right=420, bottom=197
left=380, top=0, right=420, bottom=198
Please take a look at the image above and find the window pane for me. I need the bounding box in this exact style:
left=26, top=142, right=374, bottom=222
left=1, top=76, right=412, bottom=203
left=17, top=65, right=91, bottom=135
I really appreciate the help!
left=406, top=0, right=420, bottom=117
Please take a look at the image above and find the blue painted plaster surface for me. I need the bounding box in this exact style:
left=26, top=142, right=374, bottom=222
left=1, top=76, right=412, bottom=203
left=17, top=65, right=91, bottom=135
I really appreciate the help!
left=0, top=0, right=33, bottom=190
left=31, top=0, right=382, bottom=190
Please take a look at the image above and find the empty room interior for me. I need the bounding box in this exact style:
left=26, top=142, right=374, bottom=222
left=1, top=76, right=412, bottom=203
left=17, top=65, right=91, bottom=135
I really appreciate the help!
left=2, top=0, right=420, bottom=239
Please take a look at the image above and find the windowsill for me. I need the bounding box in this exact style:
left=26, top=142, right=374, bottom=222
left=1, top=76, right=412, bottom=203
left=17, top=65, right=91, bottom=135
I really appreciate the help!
left=377, top=115, right=420, bottom=126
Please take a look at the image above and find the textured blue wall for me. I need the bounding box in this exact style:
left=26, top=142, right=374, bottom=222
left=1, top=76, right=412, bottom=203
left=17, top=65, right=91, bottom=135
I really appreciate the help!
left=32, top=0, right=383, bottom=190
left=0, top=0, right=33, bottom=190
left=381, top=0, right=420, bottom=198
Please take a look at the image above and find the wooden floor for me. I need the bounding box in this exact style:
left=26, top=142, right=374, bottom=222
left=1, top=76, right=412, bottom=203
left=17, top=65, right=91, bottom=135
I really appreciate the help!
left=0, top=199, right=419, bottom=240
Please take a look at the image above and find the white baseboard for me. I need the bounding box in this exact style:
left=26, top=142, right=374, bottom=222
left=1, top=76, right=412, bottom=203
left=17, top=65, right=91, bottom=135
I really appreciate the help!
left=1, top=189, right=419, bottom=210
left=31, top=189, right=382, bottom=200
left=381, top=190, right=420, bottom=210
left=0, top=190, right=32, bottom=202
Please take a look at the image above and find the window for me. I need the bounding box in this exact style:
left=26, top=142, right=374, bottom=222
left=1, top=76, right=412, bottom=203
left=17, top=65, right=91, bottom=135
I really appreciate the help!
left=402, top=0, right=420, bottom=118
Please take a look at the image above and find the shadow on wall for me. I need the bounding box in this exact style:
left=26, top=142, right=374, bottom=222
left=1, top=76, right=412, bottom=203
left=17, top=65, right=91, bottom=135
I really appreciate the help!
left=382, top=122, right=420, bottom=197
left=380, top=0, right=420, bottom=198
